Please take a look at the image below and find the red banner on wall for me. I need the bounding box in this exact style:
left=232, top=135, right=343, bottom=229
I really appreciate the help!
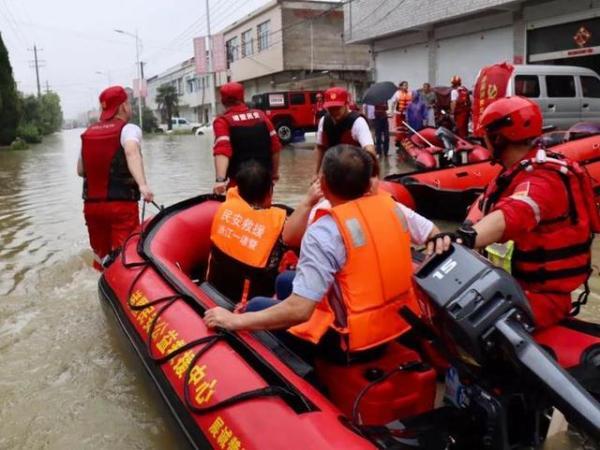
left=472, top=62, right=514, bottom=136
left=194, top=36, right=207, bottom=74
left=211, top=33, right=226, bottom=72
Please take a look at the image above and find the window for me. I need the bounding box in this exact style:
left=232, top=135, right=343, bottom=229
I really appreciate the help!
left=515, top=75, right=540, bottom=98
left=187, top=77, right=199, bottom=93
left=226, top=36, right=239, bottom=65
left=178, top=118, right=188, bottom=125
left=241, top=29, right=253, bottom=57
left=257, top=20, right=270, bottom=52
left=290, top=93, right=305, bottom=105
left=176, top=78, right=183, bottom=95
left=582, top=76, right=600, bottom=98
left=546, top=75, right=575, bottom=98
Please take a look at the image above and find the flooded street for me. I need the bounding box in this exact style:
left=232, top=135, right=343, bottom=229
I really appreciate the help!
left=0, top=129, right=598, bottom=449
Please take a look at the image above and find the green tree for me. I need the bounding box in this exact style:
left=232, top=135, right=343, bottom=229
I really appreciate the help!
left=38, top=92, right=63, bottom=134
left=156, top=84, right=179, bottom=130
left=0, top=32, right=20, bottom=145
left=130, top=97, right=158, bottom=133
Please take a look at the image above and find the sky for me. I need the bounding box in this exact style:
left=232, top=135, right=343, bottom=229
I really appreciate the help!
left=0, top=0, right=330, bottom=119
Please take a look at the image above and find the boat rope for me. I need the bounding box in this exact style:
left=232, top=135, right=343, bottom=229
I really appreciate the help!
left=117, top=196, right=313, bottom=415
left=183, top=334, right=299, bottom=415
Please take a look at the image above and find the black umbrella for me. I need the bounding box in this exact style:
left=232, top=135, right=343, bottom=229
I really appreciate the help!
left=361, top=81, right=397, bottom=105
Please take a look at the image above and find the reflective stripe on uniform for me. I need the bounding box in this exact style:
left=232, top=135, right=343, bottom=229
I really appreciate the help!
left=269, top=130, right=277, bottom=136
left=511, top=194, right=541, bottom=224
left=214, top=136, right=231, bottom=144
left=345, top=218, right=366, bottom=248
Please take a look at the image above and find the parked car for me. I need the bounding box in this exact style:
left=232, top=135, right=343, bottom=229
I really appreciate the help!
left=251, top=90, right=323, bottom=144
left=475, top=64, right=600, bottom=130
left=157, top=117, right=202, bottom=133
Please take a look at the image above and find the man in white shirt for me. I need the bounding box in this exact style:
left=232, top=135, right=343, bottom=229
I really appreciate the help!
left=314, top=87, right=375, bottom=174
left=77, top=86, right=153, bottom=270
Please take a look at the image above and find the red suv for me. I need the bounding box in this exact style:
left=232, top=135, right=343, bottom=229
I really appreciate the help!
left=252, top=91, right=323, bottom=144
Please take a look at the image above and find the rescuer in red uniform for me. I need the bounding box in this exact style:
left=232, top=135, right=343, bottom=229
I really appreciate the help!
left=212, top=82, right=281, bottom=195
left=77, top=86, right=154, bottom=271
left=450, top=75, right=471, bottom=138
left=314, top=87, right=375, bottom=174
left=445, top=97, right=598, bottom=329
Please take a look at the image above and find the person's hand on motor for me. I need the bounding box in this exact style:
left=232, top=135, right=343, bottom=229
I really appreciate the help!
left=425, top=233, right=453, bottom=255
left=140, top=184, right=154, bottom=203
left=204, top=306, right=240, bottom=330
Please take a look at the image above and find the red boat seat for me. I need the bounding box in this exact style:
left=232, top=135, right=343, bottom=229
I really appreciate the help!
left=314, top=341, right=436, bottom=425
left=534, top=319, right=600, bottom=397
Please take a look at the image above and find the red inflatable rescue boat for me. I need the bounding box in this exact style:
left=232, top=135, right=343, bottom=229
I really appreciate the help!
left=99, top=194, right=600, bottom=448
left=382, top=133, right=600, bottom=221
left=99, top=195, right=438, bottom=450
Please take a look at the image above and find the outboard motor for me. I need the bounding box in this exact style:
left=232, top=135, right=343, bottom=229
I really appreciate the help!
left=435, top=127, right=461, bottom=166
left=408, top=244, right=600, bottom=448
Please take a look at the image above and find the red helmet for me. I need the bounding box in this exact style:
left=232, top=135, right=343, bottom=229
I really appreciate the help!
left=220, top=82, right=244, bottom=105
left=450, top=75, right=461, bottom=86
left=477, top=96, right=543, bottom=142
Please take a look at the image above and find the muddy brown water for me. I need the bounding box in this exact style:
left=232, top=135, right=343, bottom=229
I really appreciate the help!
left=0, top=130, right=597, bottom=449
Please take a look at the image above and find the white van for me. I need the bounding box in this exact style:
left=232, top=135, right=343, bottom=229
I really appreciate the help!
left=505, top=65, right=600, bottom=129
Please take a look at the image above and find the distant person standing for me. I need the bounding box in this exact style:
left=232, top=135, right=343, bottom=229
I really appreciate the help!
left=373, top=102, right=390, bottom=157
left=314, top=92, right=325, bottom=126
left=421, top=82, right=436, bottom=127
left=212, top=82, right=281, bottom=195
left=77, top=86, right=153, bottom=271
left=390, top=81, right=412, bottom=142
left=450, top=75, right=471, bottom=138
left=406, top=91, right=428, bottom=133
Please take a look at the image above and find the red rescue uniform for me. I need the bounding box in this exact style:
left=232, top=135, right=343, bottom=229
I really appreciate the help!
left=81, top=118, right=140, bottom=270
left=212, top=104, right=281, bottom=181
left=319, top=111, right=362, bottom=149
left=452, top=86, right=470, bottom=138
left=480, top=149, right=594, bottom=328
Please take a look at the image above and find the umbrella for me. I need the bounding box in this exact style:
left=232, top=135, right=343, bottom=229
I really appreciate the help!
left=361, top=81, right=397, bottom=105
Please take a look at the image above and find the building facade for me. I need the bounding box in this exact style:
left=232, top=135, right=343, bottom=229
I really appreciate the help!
left=221, top=0, right=371, bottom=101
left=146, top=57, right=217, bottom=124
left=345, top=0, right=600, bottom=90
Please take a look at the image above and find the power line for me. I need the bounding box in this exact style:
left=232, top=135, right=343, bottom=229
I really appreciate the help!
left=351, top=0, right=408, bottom=35
left=0, top=1, right=28, bottom=49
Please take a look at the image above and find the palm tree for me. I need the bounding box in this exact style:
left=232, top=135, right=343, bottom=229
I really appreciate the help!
left=156, top=84, right=179, bottom=130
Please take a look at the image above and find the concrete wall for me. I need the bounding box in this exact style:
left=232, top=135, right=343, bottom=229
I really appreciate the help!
left=345, top=0, right=519, bottom=43
left=281, top=7, right=370, bottom=72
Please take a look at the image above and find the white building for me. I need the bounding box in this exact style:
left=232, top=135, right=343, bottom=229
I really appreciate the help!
left=146, top=57, right=216, bottom=124
left=345, top=0, right=600, bottom=89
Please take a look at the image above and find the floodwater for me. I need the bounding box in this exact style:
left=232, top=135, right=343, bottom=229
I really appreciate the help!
left=0, top=129, right=598, bottom=449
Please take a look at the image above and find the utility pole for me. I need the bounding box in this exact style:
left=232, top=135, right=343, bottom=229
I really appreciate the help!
left=114, top=29, right=143, bottom=129
left=205, top=0, right=217, bottom=120
left=135, top=30, right=143, bottom=130
left=45, top=80, right=50, bottom=94
left=28, top=44, right=45, bottom=97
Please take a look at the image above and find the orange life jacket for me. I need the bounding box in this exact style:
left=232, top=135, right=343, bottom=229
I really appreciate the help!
left=289, top=194, right=418, bottom=351
left=208, top=188, right=286, bottom=303
left=395, top=90, right=412, bottom=113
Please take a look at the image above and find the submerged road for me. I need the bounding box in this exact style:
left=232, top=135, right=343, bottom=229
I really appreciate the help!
left=0, top=129, right=597, bottom=449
